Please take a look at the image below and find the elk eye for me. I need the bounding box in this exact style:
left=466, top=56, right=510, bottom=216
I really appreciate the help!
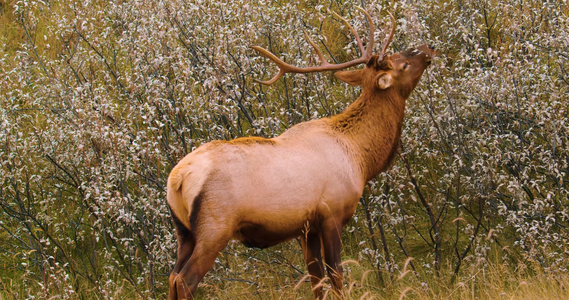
left=402, top=62, right=409, bottom=70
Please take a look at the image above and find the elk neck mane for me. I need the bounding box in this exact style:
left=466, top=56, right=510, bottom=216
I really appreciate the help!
left=329, top=88, right=406, bottom=182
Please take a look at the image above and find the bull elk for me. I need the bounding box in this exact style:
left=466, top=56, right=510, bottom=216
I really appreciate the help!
left=168, top=8, right=434, bottom=299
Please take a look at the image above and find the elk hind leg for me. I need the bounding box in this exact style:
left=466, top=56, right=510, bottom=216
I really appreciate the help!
left=174, top=229, right=232, bottom=299
left=169, top=219, right=196, bottom=300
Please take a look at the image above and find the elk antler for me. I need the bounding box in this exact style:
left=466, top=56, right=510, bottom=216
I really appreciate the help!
left=378, top=11, right=396, bottom=61
left=252, top=8, right=397, bottom=85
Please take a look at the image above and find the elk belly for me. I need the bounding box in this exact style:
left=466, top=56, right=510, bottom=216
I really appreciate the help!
left=207, top=143, right=361, bottom=247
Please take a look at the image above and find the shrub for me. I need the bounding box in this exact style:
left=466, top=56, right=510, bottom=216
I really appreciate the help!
left=0, top=0, right=567, bottom=298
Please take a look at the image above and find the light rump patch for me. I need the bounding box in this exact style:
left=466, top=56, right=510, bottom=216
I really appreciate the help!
left=167, top=8, right=434, bottom=300
left=167, top=149, right=212, bottom=230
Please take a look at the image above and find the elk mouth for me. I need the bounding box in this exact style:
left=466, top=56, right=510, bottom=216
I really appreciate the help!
left=416, top=44, right=435, bottom=66
left=419, top=44, right=436, bottom=58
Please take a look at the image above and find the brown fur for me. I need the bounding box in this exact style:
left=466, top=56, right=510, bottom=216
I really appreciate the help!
left=167, top=24, right=435, bottom=299
left=226, top=136, right=276, bottom=145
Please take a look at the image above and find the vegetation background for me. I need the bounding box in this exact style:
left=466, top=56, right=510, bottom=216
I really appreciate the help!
left=1, top=0, right=568, bottom=298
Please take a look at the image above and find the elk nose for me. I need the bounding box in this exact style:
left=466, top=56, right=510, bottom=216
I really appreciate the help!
left=418, top=44, right=436, bottom=58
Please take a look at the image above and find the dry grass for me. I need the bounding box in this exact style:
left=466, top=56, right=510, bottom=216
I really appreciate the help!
left=178, top=258, right=569, bottom=300
left=1, top=250, right=567, bottom=299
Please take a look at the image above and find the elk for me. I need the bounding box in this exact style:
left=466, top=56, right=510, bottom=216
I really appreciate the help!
left=168, top=8, right=434, bottom=299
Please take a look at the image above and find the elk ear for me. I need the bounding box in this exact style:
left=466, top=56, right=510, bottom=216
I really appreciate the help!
left=377, top=73, right=393, bottom=89
left=334, top=69, right=363, bottom=86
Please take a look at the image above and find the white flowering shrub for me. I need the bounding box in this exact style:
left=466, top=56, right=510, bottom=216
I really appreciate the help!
left=0, top=0, right=567, bottom=298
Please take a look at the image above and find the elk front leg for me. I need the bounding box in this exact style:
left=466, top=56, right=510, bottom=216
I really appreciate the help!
left=300, top=231, right=325, bottom=299
left=322, top=220, right=344, bottom=298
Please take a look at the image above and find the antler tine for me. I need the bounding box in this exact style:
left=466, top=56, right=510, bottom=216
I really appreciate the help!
left=250, top=46, right=293, bottom=85
left=332, top=11, right=365, bottom=58
left=379, top=11, right=396, bottom=59
left=355, top=6, right=375, bottom=57
left=303, top=30, right=329, bottom=67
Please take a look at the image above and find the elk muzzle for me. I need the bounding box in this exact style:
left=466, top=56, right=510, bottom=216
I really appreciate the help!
left=418, top=44, right=436, bottom=64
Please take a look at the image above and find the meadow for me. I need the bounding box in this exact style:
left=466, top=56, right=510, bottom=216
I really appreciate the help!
left=1, top=0, right=568, bottom=298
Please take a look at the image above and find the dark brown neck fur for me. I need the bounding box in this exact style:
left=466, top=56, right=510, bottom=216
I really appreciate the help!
left=330, top=89, right=406, bottom=181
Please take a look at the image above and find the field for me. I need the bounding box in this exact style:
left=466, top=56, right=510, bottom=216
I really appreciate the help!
left=1, top=0, right=568, bottom=298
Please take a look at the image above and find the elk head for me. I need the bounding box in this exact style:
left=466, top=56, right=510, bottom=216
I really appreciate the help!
left=335, top=44, right=435, bottom=99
